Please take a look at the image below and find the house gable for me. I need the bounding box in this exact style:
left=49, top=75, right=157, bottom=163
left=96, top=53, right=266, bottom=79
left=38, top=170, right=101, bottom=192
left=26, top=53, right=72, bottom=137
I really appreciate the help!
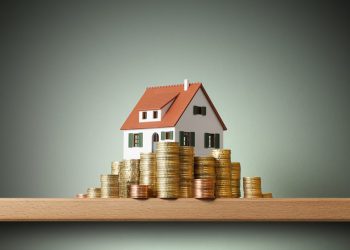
left=175, top=88, right=224, bottom=131
left=175, top=87, right=224, bottom=156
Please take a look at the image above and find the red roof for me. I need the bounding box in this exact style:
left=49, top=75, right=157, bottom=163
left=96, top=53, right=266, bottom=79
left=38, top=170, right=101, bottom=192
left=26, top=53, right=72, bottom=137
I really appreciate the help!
left=120, top=82, right=227, bottom=130
left=137, top=91, right=179, bottom=110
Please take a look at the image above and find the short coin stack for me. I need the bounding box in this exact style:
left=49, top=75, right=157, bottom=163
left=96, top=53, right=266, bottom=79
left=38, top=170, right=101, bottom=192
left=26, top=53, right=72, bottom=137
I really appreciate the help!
left=119, top=159, right=140, bottom=198
left=111, top=161, right=123, bottom=175
left=263, top=192, right=273, bottom=198
left=139, top=153, right=157, bottom=197
left=156, top=142, right=180, bottom=199
left=194, top=156, right=216, bottom=180
left=212, top=149, right=232, bottom=198
left=243, top=177, right=263, bottom=198
left=179, top=146, right=195, bottom=198
left=100, top=174, right=119, bottom=198
left=194, top=179, right=215, bottom=199
left=130, top=184, right=149, bottom=199
left=231, top=162, right=241, bottom=198
left=76, top=193, right=87, bottom=199
left=87, top=187, right=101, bottom=198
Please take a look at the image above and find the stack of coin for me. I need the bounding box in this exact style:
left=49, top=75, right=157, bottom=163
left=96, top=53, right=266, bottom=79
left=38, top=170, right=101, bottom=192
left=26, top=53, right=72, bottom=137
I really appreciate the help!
left=179, top=146, right=194, bottom=198
left=194, top=156, right=216, bottom=180
left=111, top=161, right=123, bottom=175
left=231, top=162, right=241, bottom=198
left=76, top=193, right=87, bottom=199
left=262, top=192, right=273, bottom=198
left=211, top=149, right=232, bottom=198
left=194, top=179, right=215, bottom=199
left=130, top=184, right=149, bottom=199
left=139, top=153, right=157, bottom=197
left=243, top=177, right=263, bottom=198
left=100, top=174, right=119, bottom=198
left=119, top=159, right=140, bottom=198
left=87, top=187, right=101, bottom=198
left=156, top=142, right=180, bottom=199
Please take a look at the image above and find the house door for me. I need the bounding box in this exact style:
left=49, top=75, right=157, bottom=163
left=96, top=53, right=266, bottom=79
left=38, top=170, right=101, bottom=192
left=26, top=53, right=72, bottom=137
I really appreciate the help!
left=152, top=132, right=159, bottom=152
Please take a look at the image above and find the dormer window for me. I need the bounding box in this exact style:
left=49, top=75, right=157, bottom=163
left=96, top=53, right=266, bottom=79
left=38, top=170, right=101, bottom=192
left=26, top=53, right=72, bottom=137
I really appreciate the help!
left=142, top=112, right=147, bottom=119
left=153, top=111, right=158, bottom=119
left=139, top=110, right=161, bottom=123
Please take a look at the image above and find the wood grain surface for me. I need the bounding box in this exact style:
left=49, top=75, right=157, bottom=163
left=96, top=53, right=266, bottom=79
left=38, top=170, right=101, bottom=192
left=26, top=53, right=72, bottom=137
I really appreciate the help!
left=0, top=198, right=349, bottom=221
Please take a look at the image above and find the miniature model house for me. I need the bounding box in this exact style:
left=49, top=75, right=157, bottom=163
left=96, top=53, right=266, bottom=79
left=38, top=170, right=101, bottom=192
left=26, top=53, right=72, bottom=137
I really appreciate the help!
left=121, top=80, right=227, bottom=159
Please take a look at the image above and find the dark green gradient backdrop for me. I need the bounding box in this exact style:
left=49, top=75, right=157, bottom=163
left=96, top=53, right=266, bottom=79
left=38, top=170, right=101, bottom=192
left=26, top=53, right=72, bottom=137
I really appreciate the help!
left=1, top=0, right=349, bottom=249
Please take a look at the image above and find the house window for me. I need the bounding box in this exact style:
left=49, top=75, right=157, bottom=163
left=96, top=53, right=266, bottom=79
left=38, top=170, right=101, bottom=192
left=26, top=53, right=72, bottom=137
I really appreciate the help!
left=161, top=131, right=173, bottom=140
left=134, top=133, right=140, bottom=147
left=204, top=133, right=220, bottom=148
left=153, top=111, right=158, bottom=119
left=142, top=112, right=147, bottom=119
left=165, top=132, right=172, bottom=140
left=193, top=106, right=206, bottom=116
left=128, top=133, right=143, bottom=148
left=179, top=131, right=195, bottom=146
left=208, top=134, right=214, bottom=148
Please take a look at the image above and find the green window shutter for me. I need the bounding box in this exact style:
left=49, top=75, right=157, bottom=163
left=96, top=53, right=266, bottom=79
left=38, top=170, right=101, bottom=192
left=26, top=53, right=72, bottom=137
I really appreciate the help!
left=139, top=133, right=143, bottom=147
left=128, top=133, right=134, bottom=148
left=169, top=131, right=174, bottom=140
left=202, top=106, right=206, bottom=116
left=179, top=131, right=184, bottom=146
left=214, top=133, right=220, bottom=148
left=204, top=133, right=209, bottom=148
left=161, top=131, right=165, bottom=140
left=190, top=132, right=195, bottom=146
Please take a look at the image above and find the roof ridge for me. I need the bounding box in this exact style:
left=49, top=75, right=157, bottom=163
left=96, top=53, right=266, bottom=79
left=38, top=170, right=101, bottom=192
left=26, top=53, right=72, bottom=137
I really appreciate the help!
left=146, top=83, right=182, bottom=89
left=146, top=82, right=202, bottom=89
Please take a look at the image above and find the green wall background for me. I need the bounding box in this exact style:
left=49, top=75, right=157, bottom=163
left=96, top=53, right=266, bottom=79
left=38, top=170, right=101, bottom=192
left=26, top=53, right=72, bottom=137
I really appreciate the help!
left=1, top=0, right=349, bottom=249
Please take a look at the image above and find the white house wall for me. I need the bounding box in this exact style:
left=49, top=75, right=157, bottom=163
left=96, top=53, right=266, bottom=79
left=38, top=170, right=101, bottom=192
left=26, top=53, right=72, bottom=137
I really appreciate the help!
left=175, top=88, right=224, bottom=156
left=123, top=127, right=175, bottom=159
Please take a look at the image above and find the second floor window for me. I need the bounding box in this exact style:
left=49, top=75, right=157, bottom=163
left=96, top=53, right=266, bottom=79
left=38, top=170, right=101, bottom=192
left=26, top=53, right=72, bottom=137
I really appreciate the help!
left=193, top=106, right=206, bottom=115
left=142, top=112, right=147, bottom=119
left=153, top=111, right=158, bottom=119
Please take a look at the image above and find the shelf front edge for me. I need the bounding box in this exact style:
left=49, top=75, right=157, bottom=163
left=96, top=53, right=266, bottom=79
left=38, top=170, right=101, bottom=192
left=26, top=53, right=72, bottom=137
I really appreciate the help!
left=0, top=198, right=349, bottom=222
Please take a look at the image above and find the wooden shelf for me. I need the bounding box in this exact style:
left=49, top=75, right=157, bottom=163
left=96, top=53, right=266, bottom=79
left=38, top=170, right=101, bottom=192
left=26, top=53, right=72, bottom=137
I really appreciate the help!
left=0, top=198, right=349, bottom=222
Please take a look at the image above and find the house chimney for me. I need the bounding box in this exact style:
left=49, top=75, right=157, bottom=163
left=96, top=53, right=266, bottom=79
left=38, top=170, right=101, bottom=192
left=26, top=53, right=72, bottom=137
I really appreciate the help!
left=184, top=79, right=189, bottom=91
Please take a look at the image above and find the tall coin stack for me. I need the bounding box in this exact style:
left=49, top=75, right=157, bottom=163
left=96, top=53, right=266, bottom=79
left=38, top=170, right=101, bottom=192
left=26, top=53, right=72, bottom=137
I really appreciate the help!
left=87, top=187, right=101, bottom=198
left=231, top=162, right=241, bottom=198
left=111, top=161, right=123, bottom=175
left=179, top=146, right=195, bottom=198
left=194, top=156, right=216, bottom=180
left=156, top=142, right=180, bottom=199
left=194, top=156, right=216, bottom=198
left=100, top=174, right=119, bottom=198
left=119, top=159, right=140, bottom=198
left=139, top=152, right=157, bottom=197
left=211, top=149, right=232, bottom=198
left=243, top=177, right=263, bottom=198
